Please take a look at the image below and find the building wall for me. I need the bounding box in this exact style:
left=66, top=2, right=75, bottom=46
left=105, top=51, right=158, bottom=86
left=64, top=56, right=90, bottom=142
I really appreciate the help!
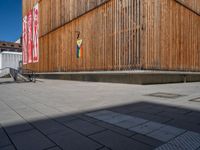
left=1, top=52, right=22, bottom=69
left=141, top=0, right=200, bottom=71
left=0, top=53, right=2, bottom=69
left=23, top=0, right=200, bottom=72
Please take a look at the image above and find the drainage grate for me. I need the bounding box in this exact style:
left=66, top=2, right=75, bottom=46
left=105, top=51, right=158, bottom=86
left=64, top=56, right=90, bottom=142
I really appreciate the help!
left=189, top=97, right=200, bottom=102
left=155, top=131, right=200, bottom=150
left=146, top=92, right=185, bottom=99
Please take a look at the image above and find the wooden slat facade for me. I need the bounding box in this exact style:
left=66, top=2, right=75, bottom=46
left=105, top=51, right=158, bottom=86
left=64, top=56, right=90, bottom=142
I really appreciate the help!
left=23, top=0, right=200, bottom=72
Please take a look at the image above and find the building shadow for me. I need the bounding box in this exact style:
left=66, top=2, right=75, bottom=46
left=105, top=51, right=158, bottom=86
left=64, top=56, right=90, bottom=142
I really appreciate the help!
left=0, top=101, right=200, bottom=150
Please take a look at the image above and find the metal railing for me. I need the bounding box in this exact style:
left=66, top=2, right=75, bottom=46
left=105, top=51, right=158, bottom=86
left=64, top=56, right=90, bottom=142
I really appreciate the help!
left=19, top=68, right=36, bottom=82
left=0, top=67, right=36, bottom=82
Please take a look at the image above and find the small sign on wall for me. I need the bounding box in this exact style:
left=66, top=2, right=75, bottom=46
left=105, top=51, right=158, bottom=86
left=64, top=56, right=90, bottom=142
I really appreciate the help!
left=76, top=39, right=83, bottom=58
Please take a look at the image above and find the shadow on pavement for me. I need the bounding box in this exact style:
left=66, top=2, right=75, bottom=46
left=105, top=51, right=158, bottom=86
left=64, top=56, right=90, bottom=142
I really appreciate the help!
left=0, top=101, right=200, bottom=150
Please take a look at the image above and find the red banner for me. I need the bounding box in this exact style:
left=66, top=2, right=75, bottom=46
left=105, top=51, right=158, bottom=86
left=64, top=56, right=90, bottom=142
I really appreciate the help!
left=22, top=16, right=28, bottom=64
left=33, top=3, right=39, bottom=63
left=27, top=10, right=33, bottom=63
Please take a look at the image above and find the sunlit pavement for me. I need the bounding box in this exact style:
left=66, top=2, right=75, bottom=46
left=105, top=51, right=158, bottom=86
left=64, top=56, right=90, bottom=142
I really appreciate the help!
left=0, top=78, right=200, bottom=150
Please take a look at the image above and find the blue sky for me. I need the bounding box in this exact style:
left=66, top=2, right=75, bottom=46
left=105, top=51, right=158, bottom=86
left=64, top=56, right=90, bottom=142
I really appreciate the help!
left=0, top=0, right=22, bottom=42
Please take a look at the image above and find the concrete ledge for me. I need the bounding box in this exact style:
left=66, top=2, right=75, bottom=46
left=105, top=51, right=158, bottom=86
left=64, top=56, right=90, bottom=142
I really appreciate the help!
left=33, top=71, right=200, bottom=85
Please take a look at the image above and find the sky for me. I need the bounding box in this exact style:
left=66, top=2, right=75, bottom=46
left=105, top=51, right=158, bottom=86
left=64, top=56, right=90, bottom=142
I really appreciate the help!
left=0, top=0, right=22, bottom=42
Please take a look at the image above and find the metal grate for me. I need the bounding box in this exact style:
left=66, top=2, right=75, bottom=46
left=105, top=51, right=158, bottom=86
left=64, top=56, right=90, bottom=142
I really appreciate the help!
left=155, top=131, right=200, bottom=150
left=189, top=97, right=200, bottom=103
left=146, top=92, right=185, bottom=99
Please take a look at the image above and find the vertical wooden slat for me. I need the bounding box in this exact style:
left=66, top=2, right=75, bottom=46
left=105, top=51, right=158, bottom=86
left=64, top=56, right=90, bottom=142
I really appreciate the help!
left=23, top=0, right=200, bottom=72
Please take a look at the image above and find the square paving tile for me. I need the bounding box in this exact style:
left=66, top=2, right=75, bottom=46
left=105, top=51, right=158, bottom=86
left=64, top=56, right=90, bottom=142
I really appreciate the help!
left=0, top=128, right=11, bottom=147
left=129, top=122, right=165, bottom=135
left=49, top=128, right=101, bottom=150
left=103, top=114, right=134, bottom=124
left=95, top=121, right=136, bottom=137
left=129, top=112, right=172, bottom=123
left=115, top=117, right=148, bottom=129
left=54, top=115, right=77, bottom=123
left=90, top=130, right=151, bottom=150
left=147, top=125, right=186, bottom=142
left=86, top=110, right=119, bottom=121
left=99, top=147, right=110, bottom=150
left=0, top=145, right=15, bottom=150
left=132, top=134, right=164, bottom=147
left=64, top=119, right=105, bottom=135
left=32, top=119, right=67, bottom=135
left=4, top=122, right=33, bottom=135
left=0, top=136, right=11, bottom=148
left=167, top=119, right=200, bottom=133
left=86, top=110, right=117, bottom=117
left=47, top=147, right=62, bottom=150
left=78, top=115, right=100, bottom=123
left=10, top=129, right=55, bottom=150
left=15, top=107, right=46, bottom=121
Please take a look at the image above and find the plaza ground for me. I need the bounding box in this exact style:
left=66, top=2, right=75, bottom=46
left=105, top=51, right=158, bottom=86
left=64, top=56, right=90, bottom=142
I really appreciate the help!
left=0, top=78, right=200, bottom=150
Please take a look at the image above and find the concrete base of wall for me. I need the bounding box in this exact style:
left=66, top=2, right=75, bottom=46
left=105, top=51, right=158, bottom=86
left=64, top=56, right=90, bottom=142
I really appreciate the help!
left=33, top=71, right=200, bottom=85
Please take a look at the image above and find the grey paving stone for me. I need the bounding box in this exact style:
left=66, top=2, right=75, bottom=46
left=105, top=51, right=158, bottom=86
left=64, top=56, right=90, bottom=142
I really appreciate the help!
left=88, top=110, right=148, bottom=126
left=167, top=119, right=200, bottom=133
left=49, top=128, right=101, bottom=150
left=32, top=119, right=67, bottom=135
left=4, top=121, right=33, bottom=135
left=129, top=122, right=165, bottom=135
left=163, top=107, right=191, bottom=114
left=54, top=115, right=77, bottom=123
left=186, top=111, right=200, bottom=118
left=147, top=125, right=186, bottom=142
left=15, top=107, right=46, bottom=121
left=86, top=110, right=119, bottom=121
left=64, top=119, right=105, bottom=135
left=157, top=111, right=191, bottom=121
left=110, top=106, right=137, bottom=114
left=0, top=128, right=11, bottom=147
left=115, top=117, right=148, bottom=129
left=129, top=112, right=172, bottom=123
left=0, top=112, right=21, bottom=123
left=10, top=129, right=55, bottom=150
left=103, top=114, right=135, bottom=124
left=90, top=130, right=152, bottom=150
left=0, top=136, right=11, bottom=148
left=86, top=110, right=117, bottom=117
left=95, top=121, right=136, bottom=137
left=0, top=145, right=15, bottom=150
left=47, top=146, right=62, bottom=150
left=78, top=115, right=100, bottom=123
left=168, top=131, right=200, bottom=150
left=135, top=106, right=164, bottom=115
left=131, top=134, right=164, bottom=147
left=98, top=147, right=110, bottom=150
left=111, top=104, right=154, bottom=115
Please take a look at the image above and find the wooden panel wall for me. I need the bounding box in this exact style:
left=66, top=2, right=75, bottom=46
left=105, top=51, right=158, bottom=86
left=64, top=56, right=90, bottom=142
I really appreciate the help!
left=24, top=0, right=141, bottom=72
left=176, top=0, right=200, bottom=15
left=23, top=0, right=200, bottom=72
left=141, top=0, right=200, bottom=71
left=23, top=0, right=110, bottom=36
left=22, top=0, right=38, bottom=16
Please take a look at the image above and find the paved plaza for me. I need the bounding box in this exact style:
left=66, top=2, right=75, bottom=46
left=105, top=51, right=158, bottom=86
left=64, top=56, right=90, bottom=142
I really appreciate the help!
left=0, top=78, right=200, bottom=150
